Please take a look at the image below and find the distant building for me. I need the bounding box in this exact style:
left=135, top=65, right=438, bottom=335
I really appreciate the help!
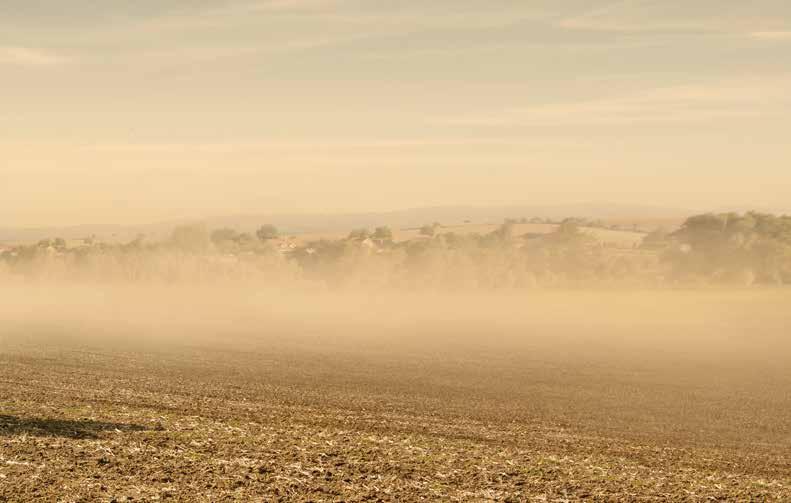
left=276, top=239, right=298, bottom=255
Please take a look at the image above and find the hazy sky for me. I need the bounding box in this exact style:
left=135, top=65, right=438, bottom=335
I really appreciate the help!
left=2, top=0, right=790, bottom=226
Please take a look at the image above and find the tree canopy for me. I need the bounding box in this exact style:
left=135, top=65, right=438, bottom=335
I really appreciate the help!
left=256, top=225, right=279, bottom=241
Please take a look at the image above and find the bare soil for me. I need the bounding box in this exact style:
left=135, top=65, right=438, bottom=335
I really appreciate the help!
left=1, top=291, right=790, bottom=501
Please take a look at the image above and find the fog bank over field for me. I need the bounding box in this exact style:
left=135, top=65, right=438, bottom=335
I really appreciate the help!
left=3, top=284, right=789, bottom=365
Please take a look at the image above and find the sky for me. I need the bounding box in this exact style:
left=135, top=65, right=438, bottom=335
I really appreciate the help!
left=2, top=0, right=791, bottom=226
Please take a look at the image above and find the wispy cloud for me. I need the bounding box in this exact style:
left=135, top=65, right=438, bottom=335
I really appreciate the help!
left=79, top=137, right=566, bottom=154
left=558, top=0, right=791, bottom=35
left=122, top=1, right=549, bottom=45
left=252, top=0, right=344, bottom=11
left=558, top=0, right=646, bottom=32
left=130, top=0, right=349, bottom=32
left=117, top=46, right=264, bottom=65
left=0, top=3, right=585, bottom=69
left=437, top=77, right=791, bottom=128
left=78, top=1, right=558, bottom=67
left=751, top=31, right=791, bottom=40
left=0, top=47, right=68, bottom=66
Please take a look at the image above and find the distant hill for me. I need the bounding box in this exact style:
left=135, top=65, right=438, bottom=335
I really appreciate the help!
left=0, top=202, right=695, bottom=244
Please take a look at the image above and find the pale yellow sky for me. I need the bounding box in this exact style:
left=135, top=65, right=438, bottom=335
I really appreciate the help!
left=2, top=0, right=790, bottom=226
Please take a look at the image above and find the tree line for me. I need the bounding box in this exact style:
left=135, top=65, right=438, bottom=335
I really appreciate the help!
left=1, top=212, right=790, bottom=288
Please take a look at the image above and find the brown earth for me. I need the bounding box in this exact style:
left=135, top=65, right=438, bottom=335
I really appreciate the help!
left=1, top=290, right=790, bottom=501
